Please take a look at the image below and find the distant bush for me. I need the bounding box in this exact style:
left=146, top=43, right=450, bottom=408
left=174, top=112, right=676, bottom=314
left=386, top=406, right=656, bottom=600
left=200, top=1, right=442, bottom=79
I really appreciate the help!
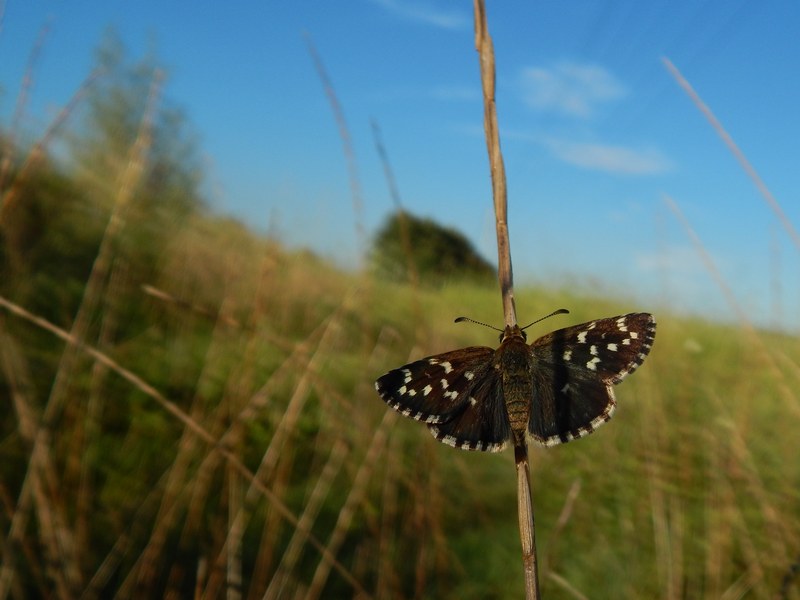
left=371, top=210, right=496, bottom=285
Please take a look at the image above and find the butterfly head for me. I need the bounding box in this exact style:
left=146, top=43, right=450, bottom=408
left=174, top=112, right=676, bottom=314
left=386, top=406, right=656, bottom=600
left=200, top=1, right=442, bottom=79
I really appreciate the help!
left=456, top=308, right=570, bottom=344
left=500, top=324, right=527, bottom=343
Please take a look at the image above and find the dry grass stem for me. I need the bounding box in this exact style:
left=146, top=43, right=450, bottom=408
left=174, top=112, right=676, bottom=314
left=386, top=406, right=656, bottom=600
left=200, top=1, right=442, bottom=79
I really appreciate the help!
left=203, top=295, right=358, bottom=593
left=304, top=32, right=366, bottom=259
left=662, top=57, right=800, bottom=251
left=0, top=294, right=370, bottom=598
left=263, top=439, right=349, bottom=600
left=473, top=0, right=515, bottom=328
left=304, top=410, right=393, bottom=600
left=142, top=284, right=248, bottom=330
left=664, top=195, right=799, bottom=419
left=0, top=68, right=101, bottom=224
left=0, top=18, right=51, bottom=192
left=473, top=1, right=537, bottom=598
left=541, top=478, right=582, bottom=576
left=2, top=71, right=161, bottom=595
left=546, top=572, right=590, bottom=600
left=370, top=119, right=424, bottom=335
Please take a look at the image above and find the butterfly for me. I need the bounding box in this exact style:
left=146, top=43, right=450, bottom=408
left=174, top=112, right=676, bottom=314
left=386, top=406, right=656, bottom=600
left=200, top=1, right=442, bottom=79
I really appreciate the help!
left=375, top=312, right=656, bottom=451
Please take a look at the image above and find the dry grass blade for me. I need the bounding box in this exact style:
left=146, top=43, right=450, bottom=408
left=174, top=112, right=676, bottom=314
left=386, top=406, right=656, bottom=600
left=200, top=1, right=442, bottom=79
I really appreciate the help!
left=0, top=324, right=52, bottom=598
left=304, top=410, right=393, bottom=600
left=546, top=572, right=589, bottom=600
left=0, top=294, right=371, bottom=598
left=370, top=120, right=420, bottom=289
left=662, top=57, right=800, bottom=251
left=1, top=70, right=161, bottom=596
left=142, top=284, right=248, bottom=330
left=201, top=294, right=357, bottom=596
left=514, top=445, right=540, bottom=600
left=541, top=478, right=581, bottom=576
left=123, top=289, right=259, bottom=594
left=0, top=18, right=51, bottom=193
left=304, top=31, right=366, bottom=258
left=473, top=0, right=515, bottom=329
left=664, top=195, right=799, bottom=418
left=263, top=439, right=349, bottom=600
left=0, top=68, right=101, bottom=224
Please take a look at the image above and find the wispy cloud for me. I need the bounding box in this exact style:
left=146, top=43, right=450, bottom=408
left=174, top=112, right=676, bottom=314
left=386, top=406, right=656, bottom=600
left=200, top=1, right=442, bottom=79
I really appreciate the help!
left=369, top=0, right=470, bottom=30
left=520, top=62, right=626, bottom=118
left=544, top=139, right=673, bottom=175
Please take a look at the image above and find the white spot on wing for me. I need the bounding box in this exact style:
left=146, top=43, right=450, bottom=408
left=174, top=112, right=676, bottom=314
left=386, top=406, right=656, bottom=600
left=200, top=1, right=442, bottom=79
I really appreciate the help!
left=440, top=361, right=453, bottom=373
left=586, top=356, right=601, bottom=371
left=423, top=385, right=432, bottom=396
left=563, top=349, right=572, bottom=361
left=441, top=434, right=458, bottom=448
left=577, top=331, right=588, bottom=344
left=607, top=343, right=618, bottom=351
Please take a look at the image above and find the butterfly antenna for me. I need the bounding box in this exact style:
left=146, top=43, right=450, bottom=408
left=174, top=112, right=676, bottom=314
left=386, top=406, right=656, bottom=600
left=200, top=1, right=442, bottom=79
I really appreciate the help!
left=520, top=308, right=570, bottom=331
left=454, top=316, right=504, bottom=333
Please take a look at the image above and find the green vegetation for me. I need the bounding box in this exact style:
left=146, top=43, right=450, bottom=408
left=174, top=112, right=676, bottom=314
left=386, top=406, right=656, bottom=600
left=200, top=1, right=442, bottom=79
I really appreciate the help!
left=1, top=44, right=799, bottom=600
left=371, top=210, right=496, bottom=285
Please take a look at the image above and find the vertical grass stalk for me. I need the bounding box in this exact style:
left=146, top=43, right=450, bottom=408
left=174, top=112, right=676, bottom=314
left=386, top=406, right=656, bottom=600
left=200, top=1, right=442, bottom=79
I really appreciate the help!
left=473, top=1, right=539, bottom=598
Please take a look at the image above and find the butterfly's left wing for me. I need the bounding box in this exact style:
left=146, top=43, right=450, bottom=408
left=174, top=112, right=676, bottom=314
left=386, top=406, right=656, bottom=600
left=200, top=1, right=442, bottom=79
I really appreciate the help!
left=527, top=312, right=656, bottom=446
left=375, top=347, right=511, bottom=452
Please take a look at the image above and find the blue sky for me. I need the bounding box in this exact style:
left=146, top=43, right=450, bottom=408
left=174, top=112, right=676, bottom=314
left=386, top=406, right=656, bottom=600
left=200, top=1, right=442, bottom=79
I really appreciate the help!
left=2, top=1, right=799, bottom=330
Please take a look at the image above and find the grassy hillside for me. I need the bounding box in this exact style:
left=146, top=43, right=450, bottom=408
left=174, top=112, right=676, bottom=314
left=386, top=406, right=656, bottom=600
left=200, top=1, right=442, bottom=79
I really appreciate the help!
left=1, top=193, right=799, bottom=598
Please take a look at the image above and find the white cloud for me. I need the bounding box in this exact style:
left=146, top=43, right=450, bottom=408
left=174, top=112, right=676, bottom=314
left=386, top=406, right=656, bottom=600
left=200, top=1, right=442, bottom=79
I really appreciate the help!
left=520, top=62, right=626, bottom=117
left=544, top=139, right=673, bottom=175
left=369, top=0, right=469, bottom=30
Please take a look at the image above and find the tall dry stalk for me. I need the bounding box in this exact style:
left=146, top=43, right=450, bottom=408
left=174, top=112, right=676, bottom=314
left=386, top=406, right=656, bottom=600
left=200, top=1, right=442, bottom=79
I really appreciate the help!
left=662, top=57, right=800, bottom=252
left=0, top=67, right=160, bottom=599
left=0, top=68, right=101, bottom=225
left=0, top=291, right=373, bottom=597
left=473, top=1, right=538, bottom=598
left=304, top=31, right=367, bottom=260
left=0, top=18, right=51, bottom=194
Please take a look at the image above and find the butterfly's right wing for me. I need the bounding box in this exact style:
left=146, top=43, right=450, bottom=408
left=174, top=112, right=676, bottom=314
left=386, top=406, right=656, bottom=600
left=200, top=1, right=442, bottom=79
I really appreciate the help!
left=527, top=313, right=656, bottom=447
left=375, top=346, right=510, bottom=452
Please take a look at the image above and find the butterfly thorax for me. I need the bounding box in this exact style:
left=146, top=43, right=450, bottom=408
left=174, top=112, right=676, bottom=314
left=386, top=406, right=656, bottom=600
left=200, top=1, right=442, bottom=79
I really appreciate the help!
left=496, top=325, right=534, bottom=447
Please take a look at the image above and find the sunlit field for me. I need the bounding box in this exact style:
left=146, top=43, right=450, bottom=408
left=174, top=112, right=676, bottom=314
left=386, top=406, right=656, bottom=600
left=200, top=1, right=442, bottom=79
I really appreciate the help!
left=2, top=37, right=800, bottom=600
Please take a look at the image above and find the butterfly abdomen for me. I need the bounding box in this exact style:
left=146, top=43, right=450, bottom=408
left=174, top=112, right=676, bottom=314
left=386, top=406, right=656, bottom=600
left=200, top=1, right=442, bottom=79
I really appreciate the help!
left=496, top=337, right=534, bottom=446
